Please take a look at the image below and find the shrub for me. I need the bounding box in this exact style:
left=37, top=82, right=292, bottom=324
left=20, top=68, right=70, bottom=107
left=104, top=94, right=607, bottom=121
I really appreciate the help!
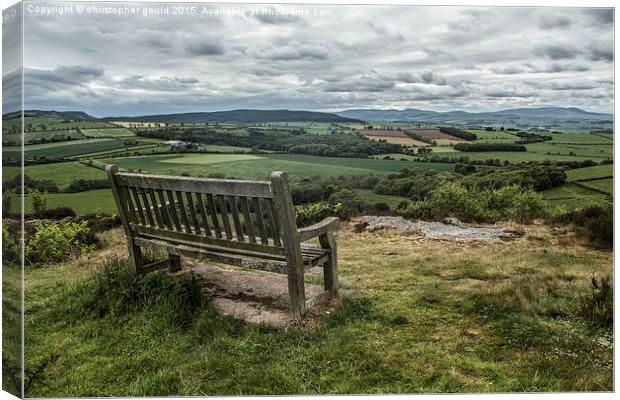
left=65, top=258, right=204, bottom=327
left=25, top=220, right=94, bottom=264
left=2, top=191, right=15, bottom=217
left=579, top=275, right=613, bottom=330
left=28, top=207, right=76, bottom=220
left=429, top=182, right=482, bottom=221
left=2, top=222, right=20, bottom=265
left=65, top=179, right=110, bottom=193
left=552, top=206, right=612, bottom=249
left=295, top=202, right=342, bottom=227
left=30, top=190, right=48, bottom=214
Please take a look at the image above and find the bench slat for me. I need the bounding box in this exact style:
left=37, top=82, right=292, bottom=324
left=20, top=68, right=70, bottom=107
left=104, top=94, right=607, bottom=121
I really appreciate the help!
left=156, top=190, right=173, bottom=230
left=148, top=189, right=165, bottom=228
left=229, top=196, right=245, bottom=242
left=185, top=192, right=202, bottom=235
left=175, top=191, right=192, bottom=234
left=130, top=187, right=146, bottom=225
left=217, top=195, right=233, bottom=240
left=253, top=197, right=269, bottom=245
left=206, top=194, right=222, bottom=238
left=195, top=193, right=212, bottom=237
left=139, top=188, right=156, bottom=227
left=133, top=225, right=285, bottom=257
left=264, top=198, right=282, bottom=246
left=240, top=197, right=256, bottom=243
left=115, top=173, right=273, bottom=198
left=166, top=190, right=182, bottom=231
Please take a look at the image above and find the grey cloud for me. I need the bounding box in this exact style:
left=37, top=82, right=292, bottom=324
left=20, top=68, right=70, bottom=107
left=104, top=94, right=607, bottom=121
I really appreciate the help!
left=420, top=72, right=447, bottom=85
left=17, top=5, right=613, bottom=115
left=117, top=76, right=201, bottom=91
left=185, top=40, right=225, bottom=56
left=588, top=42, right=613, bottom=61
left=538, top=15, right=572, bottom=30
left=251, top=42, right=330, bottom=61
left=533, top=44, right=579, bottom=60
left=321, top=73, right=395, bottom=92
left=25, top=65, right=103, bottom=86
left=253, top=8, right=301, bottom=24
left=583, top=9, right=613, bottom=25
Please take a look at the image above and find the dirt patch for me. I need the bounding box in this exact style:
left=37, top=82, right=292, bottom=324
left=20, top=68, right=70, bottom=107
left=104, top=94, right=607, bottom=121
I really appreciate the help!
left=178, top=261, right=357, bottom=327
left=358, top=216, right=520, bottom=241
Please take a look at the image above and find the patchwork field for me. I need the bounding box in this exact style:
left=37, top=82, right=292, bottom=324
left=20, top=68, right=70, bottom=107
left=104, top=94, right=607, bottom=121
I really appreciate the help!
left=3, top=138, right=161, bottom=162
left=25, top=189, right=115, bottom=215
left=82, top=128, right=136, bottom=138
left=104, top=153, right=454, bottom=181
left=360, top=130, right=429, bottom=147
left=566, top=165, right=613, bottom=182
left=542, top=183, right=612, bottom=209
left=406, top=128, right=465, bottom=145
left=4, top=161, right=106, bottom=189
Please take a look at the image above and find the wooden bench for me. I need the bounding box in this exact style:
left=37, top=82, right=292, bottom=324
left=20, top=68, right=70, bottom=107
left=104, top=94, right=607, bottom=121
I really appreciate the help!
left=106, top=165, right=339, bottom=319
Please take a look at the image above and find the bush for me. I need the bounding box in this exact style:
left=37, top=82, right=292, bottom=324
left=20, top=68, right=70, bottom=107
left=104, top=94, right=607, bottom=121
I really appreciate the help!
left=552, top=206, right=612, bottom=249
left=579, top=275, right=613, bottom=330
left=65, top=179, right=110, bottom=193
left=2, top=222, right=20, bottom=265
left=28, top=207, right=76, bottom=220
left=30, top=190, right=48, bottom=214
left=2, top=191, right=15, bottom=217
left=25, top=220, right=94, bottom=264
left=65, top=258, right=204, bottom=327
left=295, top=202, right=342, bottom=227
left=454, top=143, right=527, bottom=152
left=429, top=182, right=482, bottom=221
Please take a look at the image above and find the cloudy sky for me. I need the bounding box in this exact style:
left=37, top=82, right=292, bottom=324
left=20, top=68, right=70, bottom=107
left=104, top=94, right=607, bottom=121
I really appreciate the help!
left=3, top=2, right=614, bottom=116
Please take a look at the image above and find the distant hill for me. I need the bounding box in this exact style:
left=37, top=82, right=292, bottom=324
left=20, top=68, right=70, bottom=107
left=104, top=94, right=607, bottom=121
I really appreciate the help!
left=102, top=109, right=364, bottom=124
left=2, top=110, right=97, bottom=120
left=337, top=107, right=612, bottom=122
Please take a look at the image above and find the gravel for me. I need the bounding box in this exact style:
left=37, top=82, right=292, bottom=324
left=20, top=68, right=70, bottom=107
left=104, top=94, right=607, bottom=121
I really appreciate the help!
left=359, top=216, right=519, bottom=241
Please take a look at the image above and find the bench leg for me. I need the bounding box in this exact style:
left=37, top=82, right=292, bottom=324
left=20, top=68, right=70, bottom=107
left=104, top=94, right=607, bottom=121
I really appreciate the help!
left=169, top=254, right=182, bottom=272
left=128, top=243, right=144, bottom=274
left=287, top=265, right=306, bottom=320
left=320, top=232, right=338, bottom=297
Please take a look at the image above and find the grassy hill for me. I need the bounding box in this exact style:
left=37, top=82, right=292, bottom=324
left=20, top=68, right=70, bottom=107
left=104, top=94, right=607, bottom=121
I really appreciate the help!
left=18, top=224, right=612, bottom=396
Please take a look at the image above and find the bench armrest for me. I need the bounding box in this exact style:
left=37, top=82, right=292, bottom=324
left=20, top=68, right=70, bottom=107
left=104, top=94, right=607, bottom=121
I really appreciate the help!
left=298, top=217, right=340, bottom=242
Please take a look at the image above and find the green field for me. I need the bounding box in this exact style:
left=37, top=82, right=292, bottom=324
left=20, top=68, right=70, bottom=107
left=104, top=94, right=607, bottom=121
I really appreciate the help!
left=468, top=129, right=519, bottom=143
left=105, top=154, right=454, bottom=180
left=81, top=128, right=136, bottom=138
left=3, top=162, right=107, bottom=189
left=24, top=189, right=115, bottom=215
left=566, top=165, right=613, bottom=182
left=2, top=139, right=146, bottom=162
left=542, top=183, right=612, bottom=209
left=526, top=142, right=612, bottom=159
left=575, top=179, right=613, bottom=195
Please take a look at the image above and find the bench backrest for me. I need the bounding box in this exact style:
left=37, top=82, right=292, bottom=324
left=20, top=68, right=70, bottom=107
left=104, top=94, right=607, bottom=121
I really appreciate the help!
left=106, top=166, right=300, bottom=258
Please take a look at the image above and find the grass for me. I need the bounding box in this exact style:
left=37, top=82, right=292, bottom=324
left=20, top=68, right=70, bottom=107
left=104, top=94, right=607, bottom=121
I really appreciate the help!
left=3, top=162, right=107, bottom=189
left=575, top=179, right=613, bottom=195
left=542, top=183, right=612, bottom=209
left=566, top=165, right=613, bottom=182
left=24, top=189, right=116, bottom=214
left=81, top=128, right=136, bottom=138
left=3, top=139, right=133, bottom=161
left=351, top=189, right=410, bottom=209
left=22, top=224, right=613, bottom=396
left=104, top=153, right=454, bottom=180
